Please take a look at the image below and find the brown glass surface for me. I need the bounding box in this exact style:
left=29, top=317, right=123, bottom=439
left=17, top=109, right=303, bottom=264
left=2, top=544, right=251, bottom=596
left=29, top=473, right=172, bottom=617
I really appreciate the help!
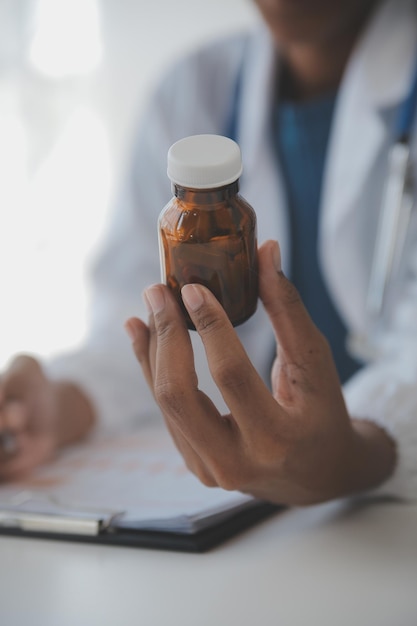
left=159, top=183, right=258, bottom=329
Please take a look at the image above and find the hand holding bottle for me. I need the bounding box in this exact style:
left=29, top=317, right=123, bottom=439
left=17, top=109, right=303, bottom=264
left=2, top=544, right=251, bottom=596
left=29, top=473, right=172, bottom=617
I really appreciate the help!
left=125, top=240, right=396, bottom=505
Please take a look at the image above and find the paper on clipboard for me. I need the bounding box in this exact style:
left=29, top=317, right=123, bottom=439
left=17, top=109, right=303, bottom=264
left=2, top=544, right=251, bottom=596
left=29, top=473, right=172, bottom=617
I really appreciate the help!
left=0, top=425, right=258, bottom=535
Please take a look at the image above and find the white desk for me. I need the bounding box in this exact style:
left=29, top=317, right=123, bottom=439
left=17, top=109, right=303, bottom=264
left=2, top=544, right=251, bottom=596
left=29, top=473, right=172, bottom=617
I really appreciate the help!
left=0, top=499, right=416, bottom=626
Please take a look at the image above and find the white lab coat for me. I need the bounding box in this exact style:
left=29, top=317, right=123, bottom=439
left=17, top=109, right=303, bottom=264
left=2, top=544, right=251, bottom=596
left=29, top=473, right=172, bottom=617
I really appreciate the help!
left=48, top=0, right=417, bottom=499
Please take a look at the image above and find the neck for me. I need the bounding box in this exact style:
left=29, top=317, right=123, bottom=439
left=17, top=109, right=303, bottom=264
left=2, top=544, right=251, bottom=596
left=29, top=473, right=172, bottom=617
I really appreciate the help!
left=278, top=3, right=377, bottom=100
left=280, top=36, right=354, bottom=100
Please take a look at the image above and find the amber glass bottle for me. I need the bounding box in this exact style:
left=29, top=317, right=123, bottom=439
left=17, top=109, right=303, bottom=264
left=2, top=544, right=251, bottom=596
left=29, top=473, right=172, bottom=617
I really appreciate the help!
left=158, top=134, right=258, bottom=330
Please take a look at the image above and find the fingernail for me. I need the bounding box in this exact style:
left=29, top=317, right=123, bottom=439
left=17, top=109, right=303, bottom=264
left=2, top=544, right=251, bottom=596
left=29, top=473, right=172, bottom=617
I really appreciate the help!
left=124, top=320, right=139, bottom=341
left=181, top=284, right=204, bottom=311
left=272, top=241, right=281, bottom=272
left=144, top=285, right=165, bottom=314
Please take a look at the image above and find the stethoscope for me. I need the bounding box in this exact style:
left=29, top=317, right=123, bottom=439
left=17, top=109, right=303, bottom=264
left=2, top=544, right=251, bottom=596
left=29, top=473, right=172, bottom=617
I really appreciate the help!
left=347, top=62, right=417, bottom=362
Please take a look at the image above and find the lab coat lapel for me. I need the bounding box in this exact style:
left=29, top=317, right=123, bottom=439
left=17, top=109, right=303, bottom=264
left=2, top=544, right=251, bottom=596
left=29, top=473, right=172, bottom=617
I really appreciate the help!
left=236, top=26, right=291, bottom=274
left=320, top=0, right=417, bottom=332
left=319, top=53, right=386, bottom=332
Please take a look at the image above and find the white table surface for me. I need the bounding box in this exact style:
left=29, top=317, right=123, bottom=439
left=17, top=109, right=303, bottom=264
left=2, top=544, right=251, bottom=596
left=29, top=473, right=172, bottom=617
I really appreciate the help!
left=0, top=498, right=416, bottom=626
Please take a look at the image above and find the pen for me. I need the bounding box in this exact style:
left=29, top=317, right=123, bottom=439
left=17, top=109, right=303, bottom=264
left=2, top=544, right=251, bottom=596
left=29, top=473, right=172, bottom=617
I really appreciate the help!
left=0, top=430, right=18, bottom=456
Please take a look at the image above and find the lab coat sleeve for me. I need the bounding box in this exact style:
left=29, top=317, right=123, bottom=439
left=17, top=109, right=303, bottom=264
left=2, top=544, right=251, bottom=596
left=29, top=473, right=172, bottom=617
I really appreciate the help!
left=344, top=354, right=417, bottom=501
left=343, top=219, right=417, bottom=501
left=43, top=35, right=247, bottom=434
left=43, top=104, right=166, bottom=434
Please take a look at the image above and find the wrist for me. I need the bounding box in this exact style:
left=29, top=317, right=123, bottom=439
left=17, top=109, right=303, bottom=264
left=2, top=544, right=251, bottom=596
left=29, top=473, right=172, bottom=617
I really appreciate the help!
left=344, top=418, right=397, bottom=496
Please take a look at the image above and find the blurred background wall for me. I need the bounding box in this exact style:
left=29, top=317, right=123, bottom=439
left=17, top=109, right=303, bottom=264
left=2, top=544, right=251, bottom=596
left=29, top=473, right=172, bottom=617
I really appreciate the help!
left=0, top=0, right=257, bottom=367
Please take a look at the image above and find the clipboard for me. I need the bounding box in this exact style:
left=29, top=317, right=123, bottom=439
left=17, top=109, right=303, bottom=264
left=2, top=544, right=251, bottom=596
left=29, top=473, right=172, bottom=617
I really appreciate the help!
left=0, top=426, right=282, bottom=552
left=0, top=500, right=280, bottom=553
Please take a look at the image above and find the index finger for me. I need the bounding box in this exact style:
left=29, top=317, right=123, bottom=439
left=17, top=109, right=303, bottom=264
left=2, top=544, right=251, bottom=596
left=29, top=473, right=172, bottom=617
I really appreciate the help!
left=181, top=284, right=282, bottom=432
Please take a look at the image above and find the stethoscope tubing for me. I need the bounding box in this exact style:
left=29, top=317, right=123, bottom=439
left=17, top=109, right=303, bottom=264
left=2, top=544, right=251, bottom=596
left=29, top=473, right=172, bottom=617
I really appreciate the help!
left=366, top=142, right=412, bottom=321
left=349, top=60, right=417, bottom=361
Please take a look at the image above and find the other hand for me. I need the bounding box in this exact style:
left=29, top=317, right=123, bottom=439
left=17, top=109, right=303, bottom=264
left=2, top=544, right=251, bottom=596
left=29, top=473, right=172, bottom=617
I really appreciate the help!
left=0, top=355, right=95, bottom=481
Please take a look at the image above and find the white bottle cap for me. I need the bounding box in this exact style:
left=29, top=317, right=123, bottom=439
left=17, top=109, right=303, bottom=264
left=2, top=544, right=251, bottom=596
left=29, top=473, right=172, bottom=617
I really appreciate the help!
left=167, top=134, right=243, bottom=189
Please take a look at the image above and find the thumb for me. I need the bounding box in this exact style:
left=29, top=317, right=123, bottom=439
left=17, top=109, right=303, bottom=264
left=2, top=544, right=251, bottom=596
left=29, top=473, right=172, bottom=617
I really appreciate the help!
left=258, top=240, right=325, bottom=358
left=1, top=355, right=43, bottom=398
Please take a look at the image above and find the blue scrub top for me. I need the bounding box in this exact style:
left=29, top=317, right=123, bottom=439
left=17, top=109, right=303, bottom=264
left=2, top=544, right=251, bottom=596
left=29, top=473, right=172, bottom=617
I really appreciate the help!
left=275, top=93, right=361, bottom=383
